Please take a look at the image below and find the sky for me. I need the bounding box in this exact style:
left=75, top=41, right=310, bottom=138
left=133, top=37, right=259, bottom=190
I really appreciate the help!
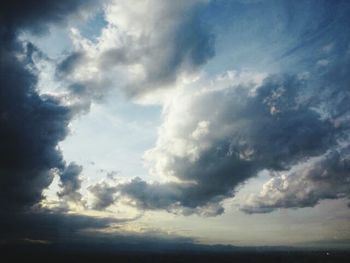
left=1, top=0, right=350, bottom=252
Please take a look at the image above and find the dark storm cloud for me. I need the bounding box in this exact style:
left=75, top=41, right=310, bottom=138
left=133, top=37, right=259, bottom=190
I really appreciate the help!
left=0, top=209, right=192, bottom=253
left=0, top=209, right=199, bottom=254
left=0, top=0, right=114, bottom=246
left=0, top=44, right=72, bottom=209
left=0, top=0, right=100, bottom=209
left=0, top=0, right=96, bottom=36
left=0, top=209, right=115, bottom=243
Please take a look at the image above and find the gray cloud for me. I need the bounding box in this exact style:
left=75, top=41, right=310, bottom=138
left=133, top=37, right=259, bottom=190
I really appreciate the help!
left=0, top=0, right=96, bottom=36
left=0, top=0, right=100, bottom=210
left=89, top=182, right=118, bottom=210
left=0, top=209, right=199, bottom=254
left=124, top=1, right=215, bottom=96
left=95, top=0, right=350, bottom=216
left=241, top=146, right=350, bottom=214
left=119, top=178, right=226, bottom=216
left=62, top=0, right=215, bottom=99
left=235, top=0, right=350, bottom=214
left=2, top=0, right=350, bottom=251
left=0, top=0, right=216, bottom=248
left=89, top=70, right=345, bottom=215
left=0, top=42, right=72, bottom=209
left=57, top=162, right=83, bottom=204
left=0, top=0, right=115, bottom=246
left=65, top=80, right=112, bottom=114
left=0, top=209, right=116, bottom=243
left=56, top=52, right=86, bottom=75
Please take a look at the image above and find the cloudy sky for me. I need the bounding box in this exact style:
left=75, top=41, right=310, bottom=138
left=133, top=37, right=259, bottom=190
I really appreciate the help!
left=1, top=0, right=350, bottom=251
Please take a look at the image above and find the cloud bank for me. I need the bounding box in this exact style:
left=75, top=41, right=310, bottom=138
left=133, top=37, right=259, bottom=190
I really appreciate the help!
left=89, top=0, right=350, bottom=215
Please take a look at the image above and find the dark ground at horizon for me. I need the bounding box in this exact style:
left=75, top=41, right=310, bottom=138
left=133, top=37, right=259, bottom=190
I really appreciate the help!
left=1, top=249, right=350, bottom=263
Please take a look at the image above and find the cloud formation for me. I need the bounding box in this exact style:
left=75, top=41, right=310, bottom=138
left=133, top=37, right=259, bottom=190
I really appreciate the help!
left=93, top=0, right=350, bottom=216
left=89, top=182, right=118, bottom=210
left=57, top=162, right=83, bottom=204
left=0, top=0, right=216, bottom=246
left=90, top=64, right=347, bottom=215
left=241, top=146, right=350, bottom=213
left=131, top=74, right=332, bottom=212
left=0, top=0, right=110, bottom=244
left=2, top=0, right=350, bottom=251
left=0, top=40, right=72, bottom=209
left=0, top=0, right=95, bottom=35
left=62, top=0, right=214, bottom=100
